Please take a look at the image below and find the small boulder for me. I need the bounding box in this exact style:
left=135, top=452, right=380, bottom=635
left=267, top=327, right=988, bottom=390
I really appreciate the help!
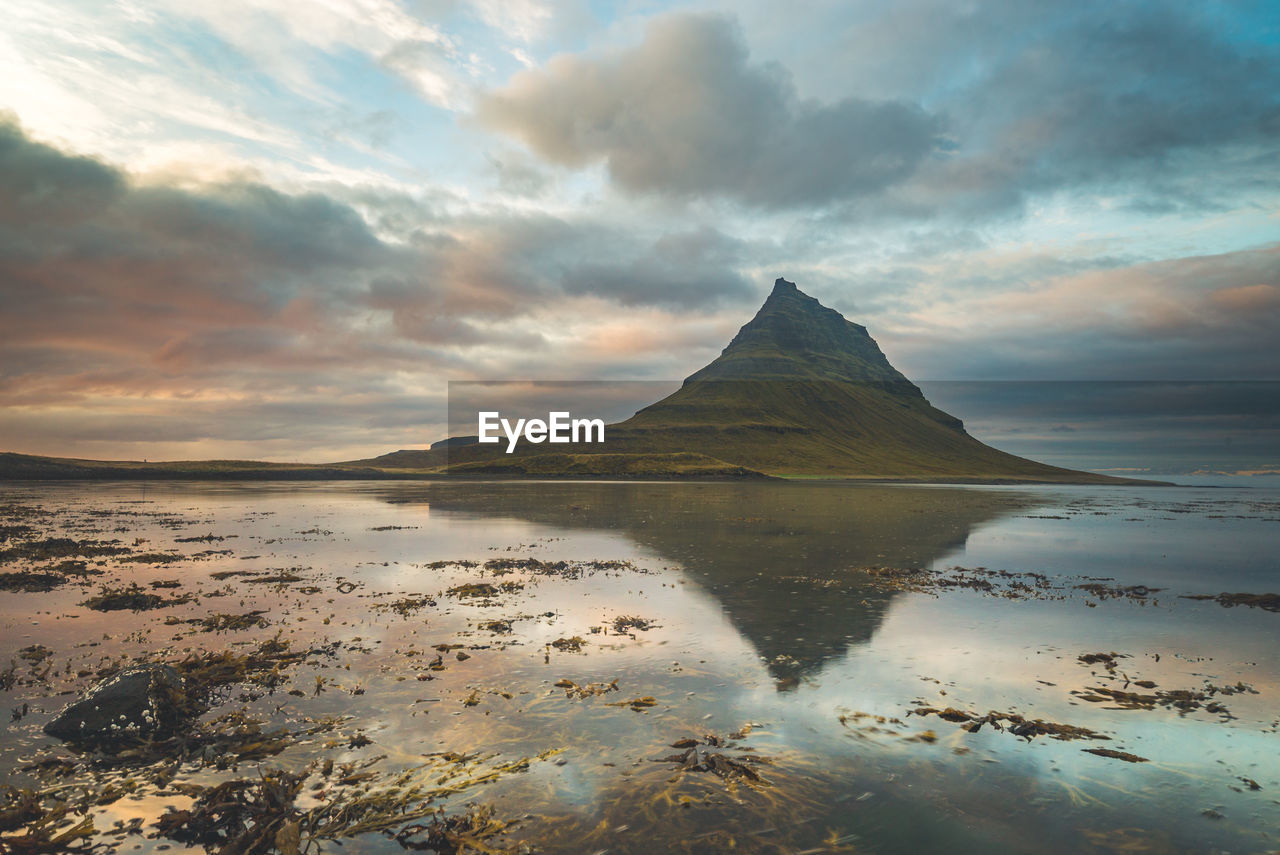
left=44, top=665, right=185, bottom=745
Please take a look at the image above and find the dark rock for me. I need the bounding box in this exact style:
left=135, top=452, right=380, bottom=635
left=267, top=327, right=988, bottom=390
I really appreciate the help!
left=44, top=665, right=185, bottom=744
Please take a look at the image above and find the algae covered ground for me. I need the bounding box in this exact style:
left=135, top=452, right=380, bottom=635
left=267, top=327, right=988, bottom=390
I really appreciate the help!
left=1, top=480, right=1277, bottom=854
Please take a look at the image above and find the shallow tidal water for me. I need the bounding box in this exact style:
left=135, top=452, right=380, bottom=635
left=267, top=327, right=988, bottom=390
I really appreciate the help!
left=1, top=479, right=1278, bottom=854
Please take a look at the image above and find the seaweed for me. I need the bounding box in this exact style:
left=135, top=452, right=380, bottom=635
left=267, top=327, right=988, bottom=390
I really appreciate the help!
left=909, top=706, right=1110, bottom=741
left=446, top=582, right=522, bottom=599
left=0, top=786, right=42, bottom=832
left=0, top=571, right=67, bottom=593
left=152, top=751, right=559, bottom=854
left=1182, top=590, right=1280, bottom=611
left=0, top=787, right=95, bottom=854
left=376, top=595, right=437, bottom=617
left=1070, top=680, right=1255, bottom=717
left=44, top=560, right=99, bottom=578
left=1206, top=592, right=1280, bottom=612
left=193, top=611, right=271, bottom=632
left=0, top=538, right=129, bottom=561
left=554, top=678, right=618, bottom=699
left=392, top=806, right=516, bottom=854
left=607, top=696, right=657, bottom=711
left=18, top=645, right=52, bottom=664
left=121, top=552, right=185, bottom=564
left=0, top=524, right=35, bottom=543
left=1074, top=583, right=1161, bottom=600
left=853, top=564, right=1178, bottom=606
left=244, top=569, right=307, bottom=584
left=1082, top=748, right=1149, bottom=763
left=1077, top=651, right=1127, bottom=672
left=209, top=569, right=262, bottom=580
left=170, top=635, right=335, bottom=707
left=153, top=768, right=306, bottom=853
left=0, top=559, right=101, bottom=592
left=651, top=731, right=771, bottom=786
left=612, top=615, right=657, bottom=634
left=81, top=583, right=193, bottom=612
left=423, top=560, right=479, bottom=570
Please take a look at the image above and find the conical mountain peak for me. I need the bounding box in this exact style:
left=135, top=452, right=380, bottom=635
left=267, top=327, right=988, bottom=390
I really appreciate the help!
left=686, top=278, right=915, bottom=389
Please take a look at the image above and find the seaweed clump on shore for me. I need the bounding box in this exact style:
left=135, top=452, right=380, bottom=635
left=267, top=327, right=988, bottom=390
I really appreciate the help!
left=1083, top=747, right=1149, bottom=763
left=612, top=615, right=657, bottom=634
left=375, top=594, right=437, bottom=617
left=909, top=706, right=1111, bottom=742
left=80, top=583, right=194, bottom=612
left=152, top=751, right=559, bottom=855
left=1071, top=681, right=1256, bottom=718
left=447, top=581, right=523, bottom=600
left=0, top=560, right=102, bottom=593
left=651, top=727, right=771, bottom=787
left=1182, top=591, right=1280, bottom=612
left=0, top=785, right=95, bottom=854
left=0, top=537, right=130, bottom=562
left=191, top=611, right=271, bottom=632
left=153, top=769, right=306, bottom=854
left=0, top=570, right=68, bottom=593
left=1077, top=651, right=1127, bottom=672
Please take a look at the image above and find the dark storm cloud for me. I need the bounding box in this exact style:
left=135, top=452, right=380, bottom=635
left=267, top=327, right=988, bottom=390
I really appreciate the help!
left=474, top=13, right=941, bottom=208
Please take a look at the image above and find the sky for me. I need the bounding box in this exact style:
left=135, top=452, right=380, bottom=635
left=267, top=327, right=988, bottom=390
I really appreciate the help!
left=1, top=0, right=1278, bottom=463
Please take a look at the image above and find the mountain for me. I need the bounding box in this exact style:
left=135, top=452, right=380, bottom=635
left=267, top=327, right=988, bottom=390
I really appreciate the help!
left=382, top=278, right=1154, bottom=483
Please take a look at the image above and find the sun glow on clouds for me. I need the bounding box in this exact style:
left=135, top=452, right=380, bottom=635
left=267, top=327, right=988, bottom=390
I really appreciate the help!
left=0, top=1, right=1277, bottom=460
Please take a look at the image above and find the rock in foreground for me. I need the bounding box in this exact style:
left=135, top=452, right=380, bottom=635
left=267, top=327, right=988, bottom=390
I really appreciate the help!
left=44, top=665, right=185, bottom=744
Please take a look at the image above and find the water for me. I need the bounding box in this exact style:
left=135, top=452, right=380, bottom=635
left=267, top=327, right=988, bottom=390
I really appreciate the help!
left=1, top=480, right=1277, bottom=854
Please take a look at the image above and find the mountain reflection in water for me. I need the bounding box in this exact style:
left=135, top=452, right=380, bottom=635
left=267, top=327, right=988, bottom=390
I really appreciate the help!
left=377, top=482, right=1035, bottom=684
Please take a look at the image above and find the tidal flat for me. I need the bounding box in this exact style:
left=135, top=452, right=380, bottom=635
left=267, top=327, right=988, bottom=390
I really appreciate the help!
left=1, top=480, right=1277, bottom=854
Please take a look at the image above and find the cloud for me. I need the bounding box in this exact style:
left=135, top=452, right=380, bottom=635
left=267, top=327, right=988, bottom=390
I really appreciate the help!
left=561, top=226, right=753, bottom=307
left=0, top=119, right=125, bottom=224
left=806, top=0, right=1280, bottom=217
left=0, top=116, right=764, bottom=458
left=879, top=243, right=1280, bottom=380
left=148, top=0, right=469, bottom=107
left=475, top=4, right=1280, bottom=218
left=475, top=13, right=941, bottom=208
left=917, top=379, right=1280, bottom=474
